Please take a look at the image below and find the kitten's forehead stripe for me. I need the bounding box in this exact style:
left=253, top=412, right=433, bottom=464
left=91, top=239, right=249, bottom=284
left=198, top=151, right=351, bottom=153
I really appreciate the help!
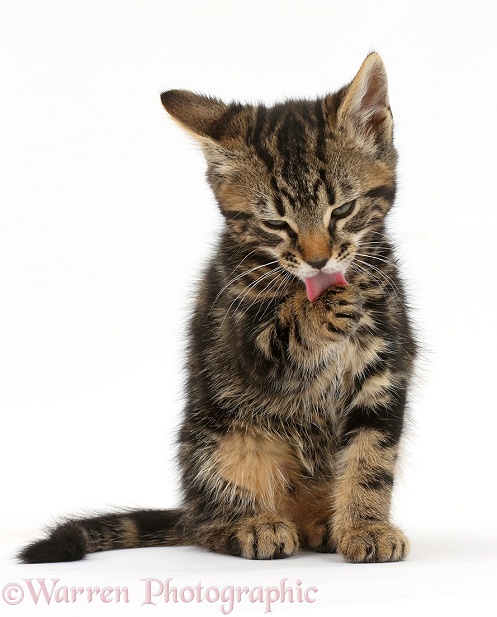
left=312, top=177, right=322, bottom=202
left=279, top=185, right=298, bottom=210
left=314, top=99, right=328, bottom=163
left=277, top=112, right=311, bottom=194
left=253, top=106, right=275, bottom=173
left=319, top=168, right=335, bottom=207
left=274, top=198, right=286, bottom=217
left=269, top=178, right=286, bottom=216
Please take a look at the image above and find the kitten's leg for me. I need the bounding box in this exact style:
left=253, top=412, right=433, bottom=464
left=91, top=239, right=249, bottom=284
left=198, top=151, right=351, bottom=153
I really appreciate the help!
left=332, top=404, right=408, bottom=563
left=180, top=428, right=299, bottom=560
left=281, top=285, right=408, bottom=562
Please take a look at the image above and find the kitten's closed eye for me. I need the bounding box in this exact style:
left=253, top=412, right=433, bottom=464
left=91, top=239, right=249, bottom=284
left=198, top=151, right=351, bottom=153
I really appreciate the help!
left=264, top=220, right=289, bottom=230
left=331, top=201, right=356, bottom=219
left=262, top=220, right=297, bottom=240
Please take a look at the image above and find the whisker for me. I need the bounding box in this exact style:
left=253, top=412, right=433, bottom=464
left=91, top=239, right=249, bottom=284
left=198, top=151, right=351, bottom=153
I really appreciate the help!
left=210, top=258, right=279, bottom=312
left=222, top=266, right=282, bottom=324
left=240, top=267, right=288, bottom=320
left=254, top=270, right=294, bottom=323
left=352, top=258, right=405, bottom=306
left=354, top=252, right=392, bottom=265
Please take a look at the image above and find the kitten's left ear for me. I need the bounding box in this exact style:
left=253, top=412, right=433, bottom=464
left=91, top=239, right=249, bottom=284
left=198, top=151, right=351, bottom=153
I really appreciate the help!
left=337, top=53, right=393, bottom=146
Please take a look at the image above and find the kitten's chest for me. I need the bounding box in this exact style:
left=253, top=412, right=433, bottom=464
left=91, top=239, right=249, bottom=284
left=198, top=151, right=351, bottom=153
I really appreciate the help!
left=269, top=344, right=350, bottom=428
left=284, top=340, right=356, bottom=430
left=274, top=388, right=343, bottom=479
left=298, top=339, right=352, bottom=408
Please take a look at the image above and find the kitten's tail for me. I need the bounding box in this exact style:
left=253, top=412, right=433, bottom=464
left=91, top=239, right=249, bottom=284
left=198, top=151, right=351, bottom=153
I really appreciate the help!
left=18, top=508, right=186, bottom=563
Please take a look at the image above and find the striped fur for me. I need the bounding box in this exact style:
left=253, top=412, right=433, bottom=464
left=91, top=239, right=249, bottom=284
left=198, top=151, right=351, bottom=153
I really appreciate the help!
left=19, top=53, right=416, bottom=564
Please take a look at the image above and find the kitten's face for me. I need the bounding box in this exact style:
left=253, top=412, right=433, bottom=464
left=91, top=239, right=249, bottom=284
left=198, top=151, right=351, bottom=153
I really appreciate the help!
left=209, top=117, right=396, bottom=284
left=161, top=53, right=397, bottom=286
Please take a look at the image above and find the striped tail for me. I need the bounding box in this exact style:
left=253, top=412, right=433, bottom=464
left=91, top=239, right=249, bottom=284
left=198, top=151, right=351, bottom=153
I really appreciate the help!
left=18, top=508, right=185, bottom=563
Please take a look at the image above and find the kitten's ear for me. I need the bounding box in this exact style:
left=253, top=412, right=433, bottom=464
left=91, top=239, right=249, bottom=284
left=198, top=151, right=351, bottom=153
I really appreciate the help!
left=160, top=90, right=229, bottom=142
left=337, top=53, right=393, bottom=146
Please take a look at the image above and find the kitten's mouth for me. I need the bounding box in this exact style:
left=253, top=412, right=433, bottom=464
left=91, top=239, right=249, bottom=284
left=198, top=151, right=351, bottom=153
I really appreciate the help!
left=304, top=271, right=348, bottom=302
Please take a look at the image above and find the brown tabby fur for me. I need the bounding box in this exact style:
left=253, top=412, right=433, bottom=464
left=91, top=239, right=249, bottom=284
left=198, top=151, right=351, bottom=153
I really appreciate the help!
left=19, top=53, right=416, bottom=565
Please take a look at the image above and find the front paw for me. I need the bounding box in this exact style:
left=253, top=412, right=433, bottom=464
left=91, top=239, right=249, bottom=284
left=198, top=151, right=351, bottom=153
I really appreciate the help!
left=337, top=522, right=409, bottom=563
left=317, top=285, right=362, bottom=337
left=226, top=514, right=298, bottom=560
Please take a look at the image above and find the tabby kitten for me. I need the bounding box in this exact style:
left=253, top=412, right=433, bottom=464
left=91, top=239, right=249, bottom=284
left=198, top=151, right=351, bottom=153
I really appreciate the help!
left=19, top=53, right=416, bottom=564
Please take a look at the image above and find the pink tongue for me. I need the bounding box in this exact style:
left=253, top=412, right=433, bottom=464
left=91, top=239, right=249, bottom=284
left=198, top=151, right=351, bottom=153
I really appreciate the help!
left=305, top=271, right=348, bottom=302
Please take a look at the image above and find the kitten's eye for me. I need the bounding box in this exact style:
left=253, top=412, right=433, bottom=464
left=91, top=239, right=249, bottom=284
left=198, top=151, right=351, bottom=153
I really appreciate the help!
left=263, top=220, right=289, bottom=230
left=331, top=201, right=356, bottom=219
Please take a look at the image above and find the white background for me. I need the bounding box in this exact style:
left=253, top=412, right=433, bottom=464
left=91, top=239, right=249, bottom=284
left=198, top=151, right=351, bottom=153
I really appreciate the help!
left=1, top=1, right=496, bottom=615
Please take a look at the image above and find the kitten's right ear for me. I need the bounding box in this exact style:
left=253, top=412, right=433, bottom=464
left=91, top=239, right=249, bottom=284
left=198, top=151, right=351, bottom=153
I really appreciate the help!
left=160, top=90, right=229, bottom=142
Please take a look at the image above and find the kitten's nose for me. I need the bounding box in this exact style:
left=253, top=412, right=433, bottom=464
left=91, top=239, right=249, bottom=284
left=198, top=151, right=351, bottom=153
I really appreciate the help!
left=307, top=258, right=328, bottom=270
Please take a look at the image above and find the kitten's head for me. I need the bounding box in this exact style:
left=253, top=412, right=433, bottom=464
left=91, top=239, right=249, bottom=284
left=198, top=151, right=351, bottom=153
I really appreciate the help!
left=161, top=53, right=397, bottom=286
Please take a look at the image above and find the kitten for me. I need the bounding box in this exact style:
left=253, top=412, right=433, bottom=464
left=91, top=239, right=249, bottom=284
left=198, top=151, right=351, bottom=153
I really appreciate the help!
left=19, top=53, right=416, bottom=564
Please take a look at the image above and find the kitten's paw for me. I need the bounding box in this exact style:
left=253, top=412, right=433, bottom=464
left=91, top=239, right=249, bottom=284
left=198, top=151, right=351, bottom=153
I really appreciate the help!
left=318, top=285, right=362, bottom=337
left=299, top=518, right=337, bottom=553
left=337, top=523, right=409, bottom=563
left=226, top=514, right=298, bottom=560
